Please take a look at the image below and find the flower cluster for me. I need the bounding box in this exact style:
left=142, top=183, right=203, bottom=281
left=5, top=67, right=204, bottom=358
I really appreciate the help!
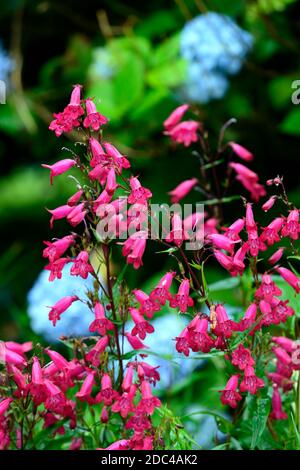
left=1, top=87, right=300, bottom=450
left=179, top=12, right=253, bottom=103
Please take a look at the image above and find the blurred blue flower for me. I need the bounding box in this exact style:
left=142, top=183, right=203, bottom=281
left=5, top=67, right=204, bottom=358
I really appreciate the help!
left=89, top=48, right=116, bottom=80
left=179, top=12, right=253, bottom=103
left=0, top=41, right=14, bottom=85
left=27, top=267, right=96, bottom=343
left=124, top=314, right=200, bottom=391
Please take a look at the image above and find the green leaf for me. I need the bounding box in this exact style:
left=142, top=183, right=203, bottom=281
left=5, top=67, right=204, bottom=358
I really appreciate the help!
left=151, top=34, right=181, bottom=66
left=147, top=58, right=187, bottom=88
left=268, top=75, right=299, bottom=109
left=250, top=396, right=271, bottom=449
left=0, top=102, right=24, bottom=135
left=280, top=108, right=300, bottom=136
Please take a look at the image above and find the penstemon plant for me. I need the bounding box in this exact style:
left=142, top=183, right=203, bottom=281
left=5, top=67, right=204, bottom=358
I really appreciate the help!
left=0, top=85, right=300, bottom=450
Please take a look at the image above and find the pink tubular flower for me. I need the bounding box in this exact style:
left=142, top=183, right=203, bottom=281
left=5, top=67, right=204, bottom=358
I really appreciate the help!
left=220, top=375, right=242, bottom=408
left=222, top=218, right=245, bottom=241
left=163, top=104, right=189, bottom=131
left=44, top=350, right=70, bottom=372
left=270, top=387, right=287, bottom=420
left=130, top=308, right=155, bottom=340
left=43, top=235, right=75, bottom=263
left=208, top=233, right=238, bottom=253
left=1, top=346, right=27, bottom=367
left=124, top=332, right=148, bottom=350
left=268, top=247, right=285, bottom=265
left=0, top=398, right=13, bottom=417
left=168, top=178, right=198, bottom=203
left=133, top=290, right=160, bottom=319
left=228, top=142, right=253, bottom=162
left=187, top=317, right=214, bottom=353
left=111, top=388, right=136, bottom=419
left=66, top=203, right=87, bottom=227
left=230, top=163, right=266, bottom=201
left=260, top=217, right=284, bottom=246
left=272, top=347, right=291, bottom=366
left=67, top=84, right=84, bottom=115
left=213, top=304, right=237, bottom=338
left=105, top=168, right=118, bottom=195
left=170, top=279, right=194, bottom=313
left=75, top=371, right=95, bottom=403
left=103, top=142, right=130, bottom=170
left=281, top=209, right=300, bottom=240
left=239, top=366, right=264, bottom=394
left=122, top=366, right=134, bottom=392
left=47, top=205, right=74, bottom=229
left=42, top=159, right=76, bottom=185
left=69, top=438, right=83, bottom=451
left=94, top=190, right=113, bottom=212
left=137, top=362, right=160, bottom=385
left=268, top=373, right=293, bottom=392
left=89, top=302, right=114, bottom=335
left=5, top=341, right=32, bottom=355
left=255, top=274, right=282, bottom=300
left=45, top=258, right=70, bottom=281
left=245, top=203, right=256, bottom=231
left=149, top=271, right=175, bottom=305
left=175, top=328, right=191, bottom=357
left=166, top=121, right=199, bottom=147
left=262, top=196, right=277, bottom=212
left=237, top=303, right=257, bottom=331
left=67, top=189, right=83, bottom=206
left=85, top=336, right=110, bottom=366
left=122, top=231, right=147, bottom=269
left=70, top=251, right=94, bottom=279
left=272, top=336, right=295, bottom=354
left=231, top=344, right=255, bottom=370
left=48, top=295, right=78, bottom=326
left=137, top=381, right=161, bottom=415
left=83, top=98, right=108, bottom=131
left=165, top=213, right=186, bottom=247
left=277, top=267, right=300, bottom=293
left=101, top=440, right=129, bottom=450
left=89, top=138, right=106, bottom=167
left=96, top=374, right=118, bottom=406
left=128, top=177, right=152, bottom=205
left=49, top=85, right=84, bottom=137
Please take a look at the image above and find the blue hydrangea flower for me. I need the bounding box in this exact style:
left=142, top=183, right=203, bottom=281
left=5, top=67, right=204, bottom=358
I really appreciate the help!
left=0, top=41, right=14, bottom=85
left=89, top=48, right=116, bottom=80
left=124, top=314, right=200, bottom=390
left=27, top=267, right=97, bottom=343
left=179, top=12, right=253, bottom=103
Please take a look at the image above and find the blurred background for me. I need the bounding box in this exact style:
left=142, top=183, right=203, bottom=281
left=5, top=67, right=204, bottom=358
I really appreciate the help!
left=1, top=0, right=300, bottom=447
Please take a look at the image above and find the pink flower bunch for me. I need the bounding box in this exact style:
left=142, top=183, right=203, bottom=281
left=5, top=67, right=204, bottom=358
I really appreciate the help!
left=2, top=91, right=300, bottom=450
